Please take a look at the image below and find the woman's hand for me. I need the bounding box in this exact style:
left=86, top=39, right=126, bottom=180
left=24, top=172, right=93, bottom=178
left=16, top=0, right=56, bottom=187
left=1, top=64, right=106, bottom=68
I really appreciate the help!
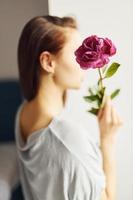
left=97, top=95, right=123, bottom=142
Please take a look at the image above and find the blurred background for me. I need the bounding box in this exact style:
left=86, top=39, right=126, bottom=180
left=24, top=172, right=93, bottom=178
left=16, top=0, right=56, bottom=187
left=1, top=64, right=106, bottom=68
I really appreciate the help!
left=0, top=0, right=132, bottom=199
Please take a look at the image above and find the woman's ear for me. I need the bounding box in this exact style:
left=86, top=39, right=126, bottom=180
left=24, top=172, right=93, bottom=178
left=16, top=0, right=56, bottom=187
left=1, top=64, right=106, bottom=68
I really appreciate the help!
left=39, top=51, right=55, bottom=73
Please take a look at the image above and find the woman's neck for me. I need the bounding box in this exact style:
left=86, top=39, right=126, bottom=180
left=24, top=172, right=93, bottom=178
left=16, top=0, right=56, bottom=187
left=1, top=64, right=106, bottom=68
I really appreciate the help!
left=29, top=77, right=68, bottom=117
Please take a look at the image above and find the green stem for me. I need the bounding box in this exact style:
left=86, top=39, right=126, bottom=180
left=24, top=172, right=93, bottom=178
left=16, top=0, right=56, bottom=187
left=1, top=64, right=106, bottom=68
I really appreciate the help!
left=98, top=68, right=106, bottom=108
left=98, top=68, right=104, bottom=90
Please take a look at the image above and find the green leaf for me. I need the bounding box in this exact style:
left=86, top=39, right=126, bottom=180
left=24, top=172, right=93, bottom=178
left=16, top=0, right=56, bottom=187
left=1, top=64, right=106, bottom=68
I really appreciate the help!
left=88, top=107, right=99, bottom=115
left=83, top=94, right=101, bottom=103
left=104, top=62, right=120, bottom=78
left=110, top=89, right=120, bottom=99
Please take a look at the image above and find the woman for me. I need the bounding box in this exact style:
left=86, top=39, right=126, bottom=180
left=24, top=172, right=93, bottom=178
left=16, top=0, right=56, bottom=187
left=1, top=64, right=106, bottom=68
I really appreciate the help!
left=15, top=15, right=123, bottom=200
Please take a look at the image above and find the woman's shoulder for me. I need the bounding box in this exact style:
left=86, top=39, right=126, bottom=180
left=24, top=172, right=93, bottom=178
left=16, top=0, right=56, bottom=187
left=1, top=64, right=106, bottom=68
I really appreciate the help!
left=14, top=100, right=66, bottom=150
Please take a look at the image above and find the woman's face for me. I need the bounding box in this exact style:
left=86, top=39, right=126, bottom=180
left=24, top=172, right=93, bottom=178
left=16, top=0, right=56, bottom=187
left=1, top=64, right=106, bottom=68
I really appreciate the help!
left=53, top=28, right=86, bottom=90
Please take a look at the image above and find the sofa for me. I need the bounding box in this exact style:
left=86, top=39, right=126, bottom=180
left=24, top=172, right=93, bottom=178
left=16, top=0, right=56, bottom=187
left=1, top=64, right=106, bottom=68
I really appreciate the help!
left=0, top=79, right=24, bottom=200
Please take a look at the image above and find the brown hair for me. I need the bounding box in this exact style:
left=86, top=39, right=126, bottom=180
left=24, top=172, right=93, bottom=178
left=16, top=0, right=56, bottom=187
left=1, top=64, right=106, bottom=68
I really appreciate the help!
left=17, top=15, right=78, bottom=102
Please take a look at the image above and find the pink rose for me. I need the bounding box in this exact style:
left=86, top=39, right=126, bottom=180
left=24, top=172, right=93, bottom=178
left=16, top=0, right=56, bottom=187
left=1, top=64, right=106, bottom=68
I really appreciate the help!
left=74, top=35, right=116, bottom=69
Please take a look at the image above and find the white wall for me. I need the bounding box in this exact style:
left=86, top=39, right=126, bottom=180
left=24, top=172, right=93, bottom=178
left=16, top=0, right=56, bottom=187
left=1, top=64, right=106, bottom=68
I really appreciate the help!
left=49, top=0, right=133, bottom=199
left=0, top=0, right=48, bottom=79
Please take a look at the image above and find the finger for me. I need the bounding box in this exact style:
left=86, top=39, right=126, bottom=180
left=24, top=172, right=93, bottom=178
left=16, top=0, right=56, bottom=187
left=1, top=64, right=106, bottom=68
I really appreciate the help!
left=111, top=106, right=118, bottom=124
left=97, top=108, right=102, bottom=118
left=97, top=109, right=101, bottom=118
left=103, top=96, right=112, bottom=122
left=115, top=111, right=123, bottom=126
left=98, top=108, right=103, bottom=119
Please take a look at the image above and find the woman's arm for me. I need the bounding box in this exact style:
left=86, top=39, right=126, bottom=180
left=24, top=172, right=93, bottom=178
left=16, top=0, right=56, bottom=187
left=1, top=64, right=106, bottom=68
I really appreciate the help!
left=97, top=96, right=123, bottom=200
left=100, top=137, right=117, bottom=200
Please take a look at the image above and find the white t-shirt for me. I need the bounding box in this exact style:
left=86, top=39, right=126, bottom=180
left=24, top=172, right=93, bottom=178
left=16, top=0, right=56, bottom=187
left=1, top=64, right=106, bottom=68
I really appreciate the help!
left=14, top=100, right=106, bottom=200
